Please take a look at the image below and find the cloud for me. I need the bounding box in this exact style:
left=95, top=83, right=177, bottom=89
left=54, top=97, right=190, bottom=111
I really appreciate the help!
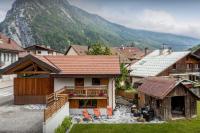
left=129, top=9, right=200, bottom=38
left=0, top=10, right=7, bottom=22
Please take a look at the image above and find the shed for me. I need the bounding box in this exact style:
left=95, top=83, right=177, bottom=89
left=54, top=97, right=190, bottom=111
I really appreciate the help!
left=138, top=77, right=199, bottom=120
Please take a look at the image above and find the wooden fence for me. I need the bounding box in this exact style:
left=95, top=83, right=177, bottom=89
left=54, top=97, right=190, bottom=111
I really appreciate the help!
left=44, top=93, right=68, bottom=122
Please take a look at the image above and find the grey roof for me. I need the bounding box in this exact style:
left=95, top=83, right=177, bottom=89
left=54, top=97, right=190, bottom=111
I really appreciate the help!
left=130, top=49, right=190, bottom=77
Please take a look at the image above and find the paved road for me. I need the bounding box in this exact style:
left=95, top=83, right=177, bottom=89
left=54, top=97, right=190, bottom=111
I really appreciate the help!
left=0, top=86, right=13, bottom=97
left=0, top=86, right=43, bottom=133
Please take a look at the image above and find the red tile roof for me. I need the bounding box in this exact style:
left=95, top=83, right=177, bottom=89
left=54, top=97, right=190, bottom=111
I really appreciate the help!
left=45, top=55, right=120, bottom=75
left=138, top=77, right=178, bottom=99
left=0, top=33, right=24, bottom=52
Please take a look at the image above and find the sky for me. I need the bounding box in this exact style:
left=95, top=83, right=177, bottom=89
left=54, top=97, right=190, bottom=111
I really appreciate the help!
left=0, top=0, right=200, bottom=39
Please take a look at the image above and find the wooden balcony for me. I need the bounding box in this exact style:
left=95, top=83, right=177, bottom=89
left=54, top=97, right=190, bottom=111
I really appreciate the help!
left=61, top=85, right=108, bottom=99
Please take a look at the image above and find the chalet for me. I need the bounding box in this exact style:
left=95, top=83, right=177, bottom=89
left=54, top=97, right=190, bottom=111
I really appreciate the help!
left=1, top=55, right=120, bottom=114
left=138, top=77, right=199, bottom=120
left=192, top=47, right=200, bottom=57
left=65, top=44, right=146, bottom=64
left=130, top=49, right=200, bottom=84
left=0, top=33, right=24, bottom=82
left=24, top=44, right=63, bottom=56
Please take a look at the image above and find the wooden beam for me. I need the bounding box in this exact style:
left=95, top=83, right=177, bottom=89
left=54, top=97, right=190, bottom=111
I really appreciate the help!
left=16, top=71, right=50, bottom=74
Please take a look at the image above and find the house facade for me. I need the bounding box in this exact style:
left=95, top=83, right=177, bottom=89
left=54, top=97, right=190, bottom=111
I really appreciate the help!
left=0, top=33, right=24, bottom=82
left=24, top=45, right=63, bottom=56
left=130, top=49, right=200, bottom=84
left=1, top=55, right=120, bottom=114
left=138, top=77, right=199, bottom=120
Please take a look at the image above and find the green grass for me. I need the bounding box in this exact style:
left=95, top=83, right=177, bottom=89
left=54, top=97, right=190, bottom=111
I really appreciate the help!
left=70, top=102, right=200, bottom=133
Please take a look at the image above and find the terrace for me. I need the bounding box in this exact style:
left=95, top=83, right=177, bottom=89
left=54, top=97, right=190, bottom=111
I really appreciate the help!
left=60, top=85, right=108, bottom=99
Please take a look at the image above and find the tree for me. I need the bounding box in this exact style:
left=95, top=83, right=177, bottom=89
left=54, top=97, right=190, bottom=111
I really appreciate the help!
left=87, top=42, right=111, bottom=55
left=115, top=64, right=131, bottom=90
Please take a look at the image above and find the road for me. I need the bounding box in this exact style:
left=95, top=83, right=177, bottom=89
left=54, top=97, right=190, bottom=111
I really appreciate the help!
left=0, top=86, right=13, bottom=97
left=0, top=86, right=43, bottom=133
left=0, top=86, right=13, bottom=106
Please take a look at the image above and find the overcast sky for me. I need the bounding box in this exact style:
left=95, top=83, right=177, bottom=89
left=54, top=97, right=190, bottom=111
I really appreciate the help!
left=1, top=0, right=200, bottom=39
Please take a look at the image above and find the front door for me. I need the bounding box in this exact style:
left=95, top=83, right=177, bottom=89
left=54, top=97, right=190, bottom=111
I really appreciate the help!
left=75, top=78, right=84, bottom=89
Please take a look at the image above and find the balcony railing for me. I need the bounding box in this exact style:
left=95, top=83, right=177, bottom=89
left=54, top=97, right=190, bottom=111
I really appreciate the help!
left=171, top=68, right=200, bottom=74
left=62, top=85, right=108, bottom=97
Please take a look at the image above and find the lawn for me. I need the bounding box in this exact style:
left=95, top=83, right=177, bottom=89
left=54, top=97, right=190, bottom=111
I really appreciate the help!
left=70, top=102, right=200, bottom=133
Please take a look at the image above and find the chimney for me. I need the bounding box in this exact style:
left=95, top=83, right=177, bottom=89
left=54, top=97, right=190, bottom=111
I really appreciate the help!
left=88, top=45, right=91, bottom=51
left=8, top=38, right=11, bottom=43
left=121, top=44, right=125, bottom=50
left=144, top=47, right=148, bottom=56
left=168, top=47, right=172, bottom=54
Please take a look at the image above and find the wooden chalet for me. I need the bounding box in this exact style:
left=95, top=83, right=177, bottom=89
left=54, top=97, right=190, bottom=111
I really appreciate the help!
left=130, top=49, right=200, bottom=84
left=138, top=77, right=199, bottom=120
left=1, top=54, right=120, bottom=114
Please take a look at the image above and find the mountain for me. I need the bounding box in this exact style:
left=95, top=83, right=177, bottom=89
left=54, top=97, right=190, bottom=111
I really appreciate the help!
left=0, top=0, right=200, bottom=52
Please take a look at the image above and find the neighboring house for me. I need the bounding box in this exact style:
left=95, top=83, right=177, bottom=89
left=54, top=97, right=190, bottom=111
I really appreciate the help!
left=138, top=77, right=199, bottom=120
left=65, top=44, right=146, bottom=64
left=24, top=45, right=63, bottom=56
left=65, top=44, right=88, bottom=55
left=115, top=47, right=148, bottom=64
left=1, top=55, right=120, bottom=114
left=192, top=47, right=200, bottom=57
left=0, top=33, right=24, bottom=82
left=130, top=49, right=200, bottom=84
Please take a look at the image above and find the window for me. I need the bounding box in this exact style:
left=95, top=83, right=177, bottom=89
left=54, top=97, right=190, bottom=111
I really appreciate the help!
left=79, top=99, right=97, bottom=108
left=187, top=63, right=193, bottom=70
left=172, top=64, right=176, bottom=70
left=75, top=78, right=84, bottom=87
left=195, top=64, right=199, bottom=70
left=37, top=50, right=41, bottom=54
left=92, top=78, right=100, bottom=85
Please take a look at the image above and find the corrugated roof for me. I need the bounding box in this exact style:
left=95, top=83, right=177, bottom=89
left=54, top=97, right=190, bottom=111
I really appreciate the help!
left=0, top=33, right=24, bottom=52
left=45, top=55, right=120, bottom=75
left=130, top=49, right=190, bottom=77
left=138, top=77, right=178, bottom=99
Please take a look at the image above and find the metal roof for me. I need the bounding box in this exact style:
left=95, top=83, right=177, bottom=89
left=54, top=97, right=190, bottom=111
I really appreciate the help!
left=130, top=49, right=190, bottom=77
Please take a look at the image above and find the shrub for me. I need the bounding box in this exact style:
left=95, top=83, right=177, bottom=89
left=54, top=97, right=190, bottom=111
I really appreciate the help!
left=55, top=117, right=72, bottom=133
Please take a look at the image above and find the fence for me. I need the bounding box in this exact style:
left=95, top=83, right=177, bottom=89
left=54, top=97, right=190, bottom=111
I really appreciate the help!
left=44, top=93, right=68, bottom=122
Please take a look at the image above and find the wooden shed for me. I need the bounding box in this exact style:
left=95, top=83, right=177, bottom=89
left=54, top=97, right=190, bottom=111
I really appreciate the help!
left=138, top=77, right=199, bottom=120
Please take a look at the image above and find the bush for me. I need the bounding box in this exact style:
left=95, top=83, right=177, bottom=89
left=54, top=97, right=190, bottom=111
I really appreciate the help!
left=55, top=117, right=72, bottom=133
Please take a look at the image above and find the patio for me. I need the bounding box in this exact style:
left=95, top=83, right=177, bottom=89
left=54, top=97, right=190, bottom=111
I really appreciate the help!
left=71, top=97, right=164, bottom=124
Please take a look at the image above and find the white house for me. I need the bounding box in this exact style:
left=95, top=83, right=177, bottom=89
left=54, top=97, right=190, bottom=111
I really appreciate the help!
left=0, top=33, right=24, bottom=82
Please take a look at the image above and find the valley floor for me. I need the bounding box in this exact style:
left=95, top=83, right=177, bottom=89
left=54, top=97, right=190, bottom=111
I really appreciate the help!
left=70, top=102, right=200, bottom=133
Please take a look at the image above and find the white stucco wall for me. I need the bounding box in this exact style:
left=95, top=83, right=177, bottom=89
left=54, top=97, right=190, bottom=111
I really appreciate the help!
left=0, top=52, right=18, bottom=82
left=43, top=102, right=69, bottom=133
left=108, top=78, right=115, bottom=109
left=54, top=78, right=75, bottom=92
left=84, top=78, right=92, bottom=86
left=66, top=48, right=78, bottom=55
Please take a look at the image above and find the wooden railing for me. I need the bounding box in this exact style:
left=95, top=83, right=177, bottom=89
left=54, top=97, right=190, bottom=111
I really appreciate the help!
left=44, top=93, right=68, bottom=122
left=62, top=85, right=108, bottom=97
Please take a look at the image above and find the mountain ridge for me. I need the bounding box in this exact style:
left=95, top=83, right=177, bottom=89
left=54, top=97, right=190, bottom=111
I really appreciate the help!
left=0, top=0, right=199, bottom=52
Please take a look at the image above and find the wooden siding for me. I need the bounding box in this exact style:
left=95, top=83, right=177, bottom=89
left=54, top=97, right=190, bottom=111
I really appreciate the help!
left=97, top=99, right=107, bottom=108
left=69, top=99, right=108, bottom=108
left=14, top=77, right=53, bottom=104
left=158, top=54, right=200, bottom=76
left=140, top=83, right=198, bottom=120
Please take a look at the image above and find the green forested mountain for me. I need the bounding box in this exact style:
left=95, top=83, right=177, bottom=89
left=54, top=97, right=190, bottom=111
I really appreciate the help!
left=0, top=0, right=199, bottom=52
